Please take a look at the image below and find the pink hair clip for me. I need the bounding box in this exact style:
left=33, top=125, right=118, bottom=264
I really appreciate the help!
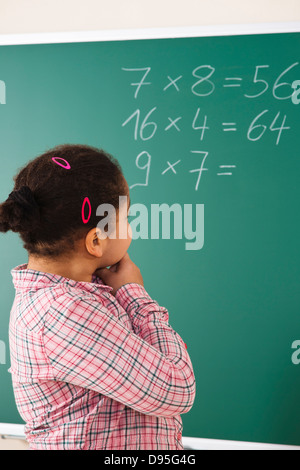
left=51, top=157, right=71, bottom=169
left=81, top=197, right=92, bottom=224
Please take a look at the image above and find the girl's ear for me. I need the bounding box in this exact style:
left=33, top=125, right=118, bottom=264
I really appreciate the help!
left=85, top=228, right=104, bottom=258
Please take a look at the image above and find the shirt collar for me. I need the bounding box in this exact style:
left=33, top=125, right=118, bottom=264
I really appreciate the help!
left=11, top=263, right=113, bottom=294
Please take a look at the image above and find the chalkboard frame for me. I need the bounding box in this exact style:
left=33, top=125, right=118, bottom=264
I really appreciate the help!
left=0, top=21, right=299, bottom=46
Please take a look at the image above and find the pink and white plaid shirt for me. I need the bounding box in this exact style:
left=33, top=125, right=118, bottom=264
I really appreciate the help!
left=9, top=264, right=196, bottom=450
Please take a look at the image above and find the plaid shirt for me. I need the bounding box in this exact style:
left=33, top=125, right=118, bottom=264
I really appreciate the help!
left=8, top=264, right=196, bottom=450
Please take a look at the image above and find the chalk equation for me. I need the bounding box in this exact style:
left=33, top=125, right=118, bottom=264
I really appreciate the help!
left=122, top=63, right=299, bottom=100
left=122, top=106, right=290, bottom=146
left=121, top=63, right=299, bottom=191
left=129, top=150, right=236, bottom=191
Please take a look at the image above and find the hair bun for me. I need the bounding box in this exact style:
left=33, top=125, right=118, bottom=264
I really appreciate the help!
left=0, top=186, right=41, bottom=234
left=8, top=185, right=39, bottom=214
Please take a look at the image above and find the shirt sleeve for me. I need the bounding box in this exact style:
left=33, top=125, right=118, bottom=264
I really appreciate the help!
left=43, top=284, right=196, bottom=418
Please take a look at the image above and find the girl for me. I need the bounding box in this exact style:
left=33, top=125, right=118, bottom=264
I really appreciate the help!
left=0, top=144, right=196, bottom=450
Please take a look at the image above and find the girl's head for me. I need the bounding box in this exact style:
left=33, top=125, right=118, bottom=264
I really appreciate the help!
left=0, top=144, right=132, bottom=270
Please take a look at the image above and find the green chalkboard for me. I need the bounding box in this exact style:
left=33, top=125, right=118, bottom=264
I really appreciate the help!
left=0, top=31, right=300, bottom=446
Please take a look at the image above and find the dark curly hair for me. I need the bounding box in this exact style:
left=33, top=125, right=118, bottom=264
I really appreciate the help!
left=0, top=144, right=127, bottom=258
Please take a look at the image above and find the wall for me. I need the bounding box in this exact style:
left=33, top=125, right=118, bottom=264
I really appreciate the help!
left=0, top=0, right=299, bottom=35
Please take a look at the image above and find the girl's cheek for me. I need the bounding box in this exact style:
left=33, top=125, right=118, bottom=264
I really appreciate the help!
left=117, top=219, right=131, bottom=240
left=127, top=223, right=132, bottom=240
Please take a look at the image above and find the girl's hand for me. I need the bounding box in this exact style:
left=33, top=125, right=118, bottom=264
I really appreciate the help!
left=95, top=253, right=144, bottom=296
